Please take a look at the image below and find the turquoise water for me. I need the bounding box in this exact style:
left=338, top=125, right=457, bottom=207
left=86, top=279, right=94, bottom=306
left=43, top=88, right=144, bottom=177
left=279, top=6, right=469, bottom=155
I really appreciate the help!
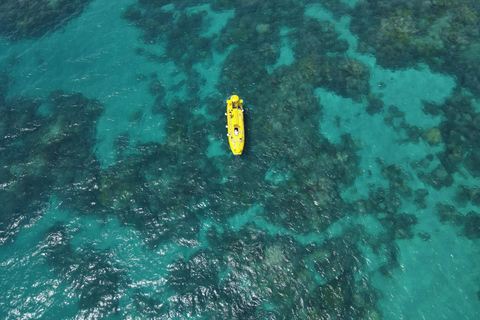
left=1, top=0, right=480, bottom=319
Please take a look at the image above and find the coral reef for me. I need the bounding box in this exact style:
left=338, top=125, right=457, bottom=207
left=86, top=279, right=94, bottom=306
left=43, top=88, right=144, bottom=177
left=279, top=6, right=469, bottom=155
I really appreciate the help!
left=0, top=0, right=93, bottom=40
left=351, top=0, right=480, bottom=95
left=3, top=0, right=480, bottom=317
left=0, top=89, right=103, bottom=245
left=42, top=223, right=128, bottom=316
left=423, top=93, right=480, bottom=178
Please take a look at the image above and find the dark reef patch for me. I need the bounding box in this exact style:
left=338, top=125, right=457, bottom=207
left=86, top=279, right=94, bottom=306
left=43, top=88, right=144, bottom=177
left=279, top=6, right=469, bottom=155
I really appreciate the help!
left=381, top=164, right=412, bottom=198
left=0, top=0, right=93, bottom=40
left=197, top=224, right=381, bottom=319
left=366, top=96, right=385, bottom=115
left=350, top=0, right=480, bottom=96
left=94, top=97, right=223, bottom=248
left=414, top=188, right=429, bottom=209
left=0, top=90, right=103, bottom=245
left=42, top=222, right=129, bottom=316
left=305, top=230, right=380, bottom=319
left=293, top=18, right=369, bottom=102
left=421, top=93, right=480, bottom=182
left=436, top=203, right=464, bottom=226
left=436, top=204, right=480, bottom=241
left=463, top=212, right=480, bottom=240
left=383, top=105, right=423, bottom=144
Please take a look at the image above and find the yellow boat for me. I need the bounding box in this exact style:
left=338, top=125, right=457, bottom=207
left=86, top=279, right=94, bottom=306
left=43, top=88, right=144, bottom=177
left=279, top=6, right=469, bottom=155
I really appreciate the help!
left=226, top=95, right=245, bottom=155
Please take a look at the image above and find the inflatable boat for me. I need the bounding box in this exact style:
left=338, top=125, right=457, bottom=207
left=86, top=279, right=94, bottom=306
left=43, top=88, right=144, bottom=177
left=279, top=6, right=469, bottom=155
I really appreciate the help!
left=226, top=95, right=245, bottom=155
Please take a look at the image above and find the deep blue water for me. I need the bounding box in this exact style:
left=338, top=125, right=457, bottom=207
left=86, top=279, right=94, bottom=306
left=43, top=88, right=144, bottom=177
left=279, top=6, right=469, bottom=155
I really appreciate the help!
left=1, top=0, right=480, bottom=319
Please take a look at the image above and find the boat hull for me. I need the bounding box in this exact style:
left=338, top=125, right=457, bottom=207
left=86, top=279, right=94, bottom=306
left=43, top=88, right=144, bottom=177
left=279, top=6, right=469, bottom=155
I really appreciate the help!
left=226, top=95, right=245, bottom=155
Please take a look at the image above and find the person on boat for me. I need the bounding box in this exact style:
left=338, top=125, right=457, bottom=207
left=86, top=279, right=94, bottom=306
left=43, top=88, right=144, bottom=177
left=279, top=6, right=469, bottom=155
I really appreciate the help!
left=234, top=128, right=239, bottom=136
left=232, top=95, right=239, bottom=108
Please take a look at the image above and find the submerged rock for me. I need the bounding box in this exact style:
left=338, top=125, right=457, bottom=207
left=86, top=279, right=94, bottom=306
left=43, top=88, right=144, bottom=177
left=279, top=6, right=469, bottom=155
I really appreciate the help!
left=423, top=127, right=442, bottom=145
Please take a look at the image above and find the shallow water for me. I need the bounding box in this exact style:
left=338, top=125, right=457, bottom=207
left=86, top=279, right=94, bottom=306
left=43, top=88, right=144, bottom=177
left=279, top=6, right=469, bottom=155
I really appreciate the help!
left=1, top=0, right=480, bottom=319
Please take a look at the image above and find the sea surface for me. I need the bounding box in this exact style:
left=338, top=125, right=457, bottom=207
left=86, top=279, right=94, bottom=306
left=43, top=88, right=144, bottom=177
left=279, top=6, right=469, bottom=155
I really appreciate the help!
left=1, top=0, right=480, bottom=319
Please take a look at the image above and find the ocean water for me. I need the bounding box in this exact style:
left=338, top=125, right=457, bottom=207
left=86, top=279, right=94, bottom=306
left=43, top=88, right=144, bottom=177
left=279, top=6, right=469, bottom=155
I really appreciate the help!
left=1, top=0, right=480, bottom=319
